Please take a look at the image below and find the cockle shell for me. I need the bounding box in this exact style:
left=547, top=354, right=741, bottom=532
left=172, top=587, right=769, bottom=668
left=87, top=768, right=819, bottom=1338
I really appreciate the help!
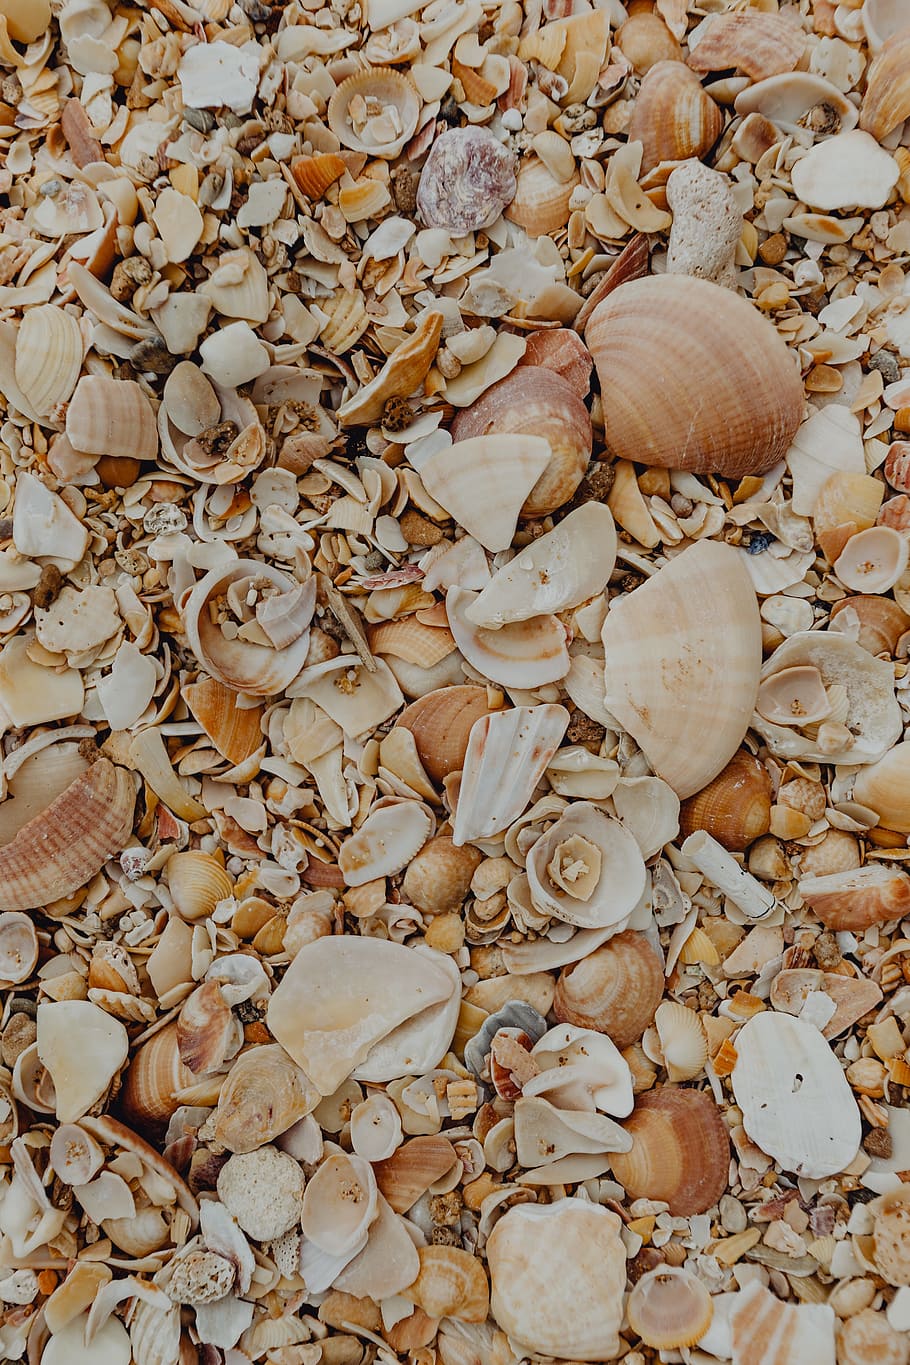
left=554, top=930, right=665, bottom=1046
left=587, top=276, right=803, bottom=477
left=731, top=1012, right=861, bottom=1178
left=446, top=587, right=569, bottom=688
left=799, top=864, right=910, bottom=931
left=628, top=61, right=724, bottom=173
left=688, top=10, right=805, bottom=79
left=338, top=308, right=442, bottom=426
left=402, top=835, right=483, bottom=915
left=166, top=851, right=233, bottom=922
left=853, top=742, right=910, bottom=832
left=628, top=1267, right=714, bottom=1350
left=14, top=305, right=83, bottom=418
left=418, top=434, right=552, bottom=552
left=505, top=157, right=580, bottom=237
left=339, top=799, right=434, bottom=885
left=409, top=1246, right=490, bottom=1323
left=120, top=1022, right=195, bottom=1129
left=602, top=540, right=763, bottom=799
left=859, top=28, right=910, bottom=140
left=679, top=749, right=772, bottom=851
left=828, top=595, right=910, bottom=656
left=215, top=1045, right=319, bottom=1153
left=0, top=912, right=38, bottom=984
left=652, top=1001, right=708, bottom=1082
left=396, top=685, right=503, bottom=783
left=0, top=759, right=134, bottom=912
left=183, top=560, right=315, bottom=696
left=66, top=374, right=158, bottom=463
left=487, top=1199, right=626, bottom=1361
left=453, top=704, right=569, bottom=845
left=611, top=1087, right=730, bottom=1215
left=327, top=68, right=420, bottom=158
left=183, top=677, right=264, bottom=765
left=37, top=1001, right=129, bottom=1123
left=526, top=801, right=647, bottom=930
left=448, top=368, right=592, bottom=518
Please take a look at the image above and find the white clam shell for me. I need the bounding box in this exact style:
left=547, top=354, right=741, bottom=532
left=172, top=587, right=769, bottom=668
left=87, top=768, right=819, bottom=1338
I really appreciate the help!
left=446, top=586, right=570, bottom=688
left=418, top=435, right=552, bottom=552
left=791, top=130, right=899, bottom=211
left=526, top=801, right=646, bottom=930
left=526, top=1022, right=634, bottom=1115
left=731, top=1011, right=861, bottom=1178
left=301, top=1150, right=379, bottom=1257
left=734, top=71, right=858, bottom=131
left=339, top=798, right=433, bottom=886
left=0, top=912, right=39, bottom=984
left=453, top=704, right=569, bottom=845
left=514, top=1096, right=632, bottom=1169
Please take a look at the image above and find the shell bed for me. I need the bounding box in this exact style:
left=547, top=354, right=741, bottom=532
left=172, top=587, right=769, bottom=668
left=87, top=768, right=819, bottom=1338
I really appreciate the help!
left=2, top=0, right=910, bottom=1362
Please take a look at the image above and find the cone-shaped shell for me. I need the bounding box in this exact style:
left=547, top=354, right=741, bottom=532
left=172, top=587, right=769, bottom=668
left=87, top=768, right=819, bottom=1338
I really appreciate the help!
left=586, top=276, right=803, bottom=477
left=182, top=677, right=264, bottom=765
left=327, top=68, right=420, bottom=158
left=395, top=686, right=503, bottom=784
left=611, top=1088, right=730, bottom=1215
left=799, top=863, right=910, bottom=931
left=0, top=759, right=134, bottom=912
left=679, top=749, right=772, bottom=852
left=860, top=28, right=910, bottom=140
left=602, top=540, right=762, bottom=799
left=449, top=368, right=592, bottom=518
left=627, top=1267, right=713, bottom=1349
left=409, top=1246, right=490, bottom=1323
left=120, top=1023, right=195, bottom=1129
left=453, top=704, right=569, bottom=845
left=554, top=930, right=665, bottom=1046
left=628, top=62, right=724, bottom=174
left=14, top=305, right=83, bottom=418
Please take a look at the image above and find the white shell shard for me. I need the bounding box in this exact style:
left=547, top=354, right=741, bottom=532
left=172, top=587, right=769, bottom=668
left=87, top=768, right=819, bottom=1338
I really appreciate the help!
left=791, top=130, right=899, bottom=210
left=352, top=948, right=462, bottom=1083
left=602, top=540, right=762, bottom=799
left=734, top=72, right=859, bottom=132
left=731, top=1011, right=861, bottom=1178
left=289, top=655, right=404, bottom=735
left=338, top=800, right=433, bottom=885
left=42, top=1313, right=131, bottom=1365
left=526, top=802, right=647, bottom=930
left=13, top=471, right=89, bottom=571
left=301, top=1151, right=378, bottom=1256
left=612, top=776, right=680, bottom=860
left=267, top=937, right=458, bottom=1095
left=730, top=1281, right=836, bottom=1365
left=418, top=435, right=552, bottom=552
left=453, top=704, right=570, bottom=845
left=178, top=40, right=260, bottom=113
left=37, top=1001, right=129, bottom=1123
left=527, top=1022, right=634, bottom=1115
left=446, top=586, right=570, bottom=688
left=35, top=585, right=121, bottom=656
left=333, top=1193, right=420, bottom=1299
left=350, top=1093, right=403, bottom=1161
left=0, top=634, right=84, bottom=728
left=514, top=1096, right=632, bottom=1167
left=0, top=913, right=38, bottom=984
left=466, top=503, right=618, bottom=627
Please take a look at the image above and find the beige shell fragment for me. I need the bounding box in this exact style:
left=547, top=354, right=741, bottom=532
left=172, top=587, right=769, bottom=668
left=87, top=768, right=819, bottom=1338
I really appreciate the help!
left=35, top=584, right=121, bottom=656
left=446, top=586, right=569, bottom=688
left=66, top=375, right=158, bottom=462
left=526, top=801, right=646, bottom=930
left=791, top=131, right=899, bottom=211
left=339, top=799, right=433, bottom=885
left=37, top=1001, right=129, bottom=1123
left=454, top=704, right=569, bottom=845
left=730, top=1282, right=836, bottom=1365
left=14, top=305, right=83, bottom=418
left=337, top=310, right=443, bottom=426
left=418, top=435, right=552, bottom=553
left=13, top=471, right=89, bottom=570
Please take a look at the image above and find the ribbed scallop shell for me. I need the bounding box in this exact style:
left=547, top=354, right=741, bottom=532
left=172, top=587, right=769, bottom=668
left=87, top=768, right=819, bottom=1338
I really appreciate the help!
left=504, top=157, right=579, bottom=237
left=409, top=1246, right=490, bottom=1323
left=166, top=851, right=233, bottom=922
left=0, top=759, right=134, bottom=912
left=678, top=749, right=772, bottom=852
left=182, top=677, right=264, bottom=765
left=290, top=152, right=347, bottom=198
left=611, top=1088, right=730, bottom=1215
left=395, top=686, right=502, bottom=784
left=14, top=305, right=83, bottom=418
left=554, top=930, right=664, bottom=1046
left=828, top=595, right=910, bottom=656
left=687, top=10, right=806, bottom=79
left=120, top=1023, right=195, bottom=1129
left=799, top=864, right=910, bottom=931
left=860, top=28, right=910, bottom=140
left=628, top=62, right=723, bottom=174
left=328, top=68, right=420, bottom=158
left=66, top=374, right=158, bottom=462
left=586, top=276, right=804, bottom=477
left=602, top=540, right=763, bottom=799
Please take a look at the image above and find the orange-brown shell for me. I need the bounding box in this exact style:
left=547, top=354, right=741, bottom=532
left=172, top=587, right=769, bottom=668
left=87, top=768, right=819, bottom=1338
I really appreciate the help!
left=183, top=676, right=265, bottom=765
left=395, top=686, right=503, bottom=784
left=611, top=1087, right=730, bottom=1215
left=678, top=750, right=772, bottom=852
left=687, top=10, right=805, bottom=80
left=290, top=153, right=347, bottom=199
left=374, top=1135, right=458, bottom=1213
left=120, top=1023, right=195, bottom=1130
left=616, top=11, right=683, bottom=72
left=449, top=367, right=592, bottom=517
left=585, top=275, right=804, bottom=478
left=829, top=595, right=910, bottom=657
left=860, top=28, right=910, bottom=141
left=554, top=930, right=665, bottom=1047
left=408, top=1246, right=490, bottom=1323
left=518, top=328, right=593, bottom=399
left=627, top=62, right=724, bottom=174
left=402, top=835, right=484, bottom=916
left=799, top=865, right=910, bottom=932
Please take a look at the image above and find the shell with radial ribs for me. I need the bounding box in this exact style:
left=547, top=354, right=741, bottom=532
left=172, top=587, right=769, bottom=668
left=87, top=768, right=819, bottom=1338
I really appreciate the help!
left=554, top=931, right=665, bottom=1046
left=678, top=749, right=772, bottom=851
left=327, top=68, right=420, bottom=158
left=395, top=686, right=503, bottom=784
left=628, top=62, right=724, bottom=173
left=799, top=864, right=910, bottom=931
left=611, top=1087, right=731, bottom=1215
left=453, top=704, right=569, bottom=845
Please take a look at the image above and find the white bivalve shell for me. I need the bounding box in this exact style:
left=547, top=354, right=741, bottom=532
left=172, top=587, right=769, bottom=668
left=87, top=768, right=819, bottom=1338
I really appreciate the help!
left=525, top=801, right=647, bottom=930
left=338, top=798, right=433, bottom=886
left=731, top=1011, right=861, bottom=1178
left=446, top=585, right=570, bottom=688
left=525, top=1022, right=634, bottom=1115
left=0, top=912, right=39, bottom=984
left=350, top=1094, right=403, bottom=1161
left=453, top=704, right=569, bottom=845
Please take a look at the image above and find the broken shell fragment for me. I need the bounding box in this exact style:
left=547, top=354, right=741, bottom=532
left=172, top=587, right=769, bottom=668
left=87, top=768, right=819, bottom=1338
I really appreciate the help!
left=453, top=703, right=569, bottom=845
left=446, top=586, right=569, bottom=689
left=338, top=308, right=443, bottom=426
left=215, top=1044, right=319, bottom=1153
left=554, top=931, right=665, bottom=1046
left=799, top=864, right=910, bottom=931
left=120, top=1022, right=195, bottom=1129
left=183, top=677, right=264, bottom=765
left=828, top=595, right=910, bottom=656
left=328, top=68, right=420, bottom=158
left=49, top=1123, right=105, bottom=1185
left=526, top=802, right=647, bottom=930
left=688, top=10, right=805, bottom=79
left=859, top=28, right=910, bottom=141
left=0, top=912, right=38, bottom=984
left=853, top=741, right=910, bottom=832
left=350, top=1093, right=403, bottom=1161
left=395, top=685, right=502, bottom=784
left=339, top=799, right=434, bottom=885
left=791, top=131, right=899, bottom=212
left=611, top=1088, right=730, bottom=1215
left=66, top=375, right=158, bottom=463
left=418, top=434, right=552, bottom=552
left=301, top=1151, right=378, bottom=1257
left=627, top=1267, right=714, bottom=1350
left=37, top=1001, right=129, bottom=1124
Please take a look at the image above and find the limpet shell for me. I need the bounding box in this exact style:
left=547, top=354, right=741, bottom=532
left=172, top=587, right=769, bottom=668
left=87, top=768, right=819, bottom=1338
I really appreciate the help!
left=611, top=1088, right=730, bottom=1215
left=554, top=930, right=665, bottom=1046
left=328, top=68, right=420, bottom=158
left=627, top=1267, right=714, bottom=1350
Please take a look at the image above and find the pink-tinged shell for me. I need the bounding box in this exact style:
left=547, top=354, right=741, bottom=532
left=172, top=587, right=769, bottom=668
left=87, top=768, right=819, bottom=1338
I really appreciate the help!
left=628, top=62, right=724, bottom=174
left=449, top=366, right=592, bottom=517
left=0, top=759, right=134, bottom=912
left=518, top=328, right=593, bottom=398
left=417, top=126, right=518, bottom=236
left=177, top=981, right=233, bottom=1075
left=860, top=29, right=910, bottom=140
left=586, top=276, right=804, bottom=478
left=66, top=374, right=158, bottom=461
left=687, top=11, right=806, bottom=80
left=611, top=1088, right=730, bottom=1216
left=799, top=864, right=910, bottom=931
left=554, top=930, right=665, bottom=1047
left=395, top=686, right=503, bottom=784
left=884, top=441, right=910, bottom=493
left=880, top=494, right=910, bottom=533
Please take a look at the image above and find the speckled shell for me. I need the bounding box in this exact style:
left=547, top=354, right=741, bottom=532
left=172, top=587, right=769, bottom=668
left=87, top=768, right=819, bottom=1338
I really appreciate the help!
left=678, top=750, right=772, bottom=852
left=628, top=62, right=724, bottom=174
left=554, top=931, right=665, bottom=1047
left=402, top=835, right=483, bottom=916
left=586, top=276, right=804, bottom=477
left=395, top=686, right=503, bottom=784
left=611, top=1088, right=731, bottom=1215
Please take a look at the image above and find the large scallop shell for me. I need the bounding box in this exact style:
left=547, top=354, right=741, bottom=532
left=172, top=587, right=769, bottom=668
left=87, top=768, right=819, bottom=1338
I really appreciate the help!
left=0, top=759, right=134, bottom=912
left=628, top=62, right=724, bottom=173
left=327, top=68, right=420, bottom=158
left=448, top=367, right=592, bottom=518
left=395, top=686, right=503, bottom=783
left=859, top=28, right=910, bottom=140
left=601, top=540, right=762, bottom=799
left=14, top=305, right=83, bottom=418
left=120, top=1022, right=195, bottom=1129
left=611, top=1087, right=730, bottom=1215
left=678, top=749, right=772, bottom=852
left=799, top=864, right=910, bottom=931
left=585, top=276, right=804, bottom=477
left=554, top=930, right=665, bottom=1046
left=453, top=704, right=569, bottom=845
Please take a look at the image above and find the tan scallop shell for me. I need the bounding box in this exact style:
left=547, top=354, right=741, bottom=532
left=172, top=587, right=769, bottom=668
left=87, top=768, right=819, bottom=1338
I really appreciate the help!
left=627, top=1267, right=713, bottom=1350
left=652, top=1001, right=709, bottom=1083
left=518, top=327, right=592, bottom=397
left=66, top=374, right=158, bottom=462
left=860, top=29, right=910, bottom=140
left=166, top=851, right=233, bottom=922
left=176, top=980, right=234, bottom=1075
left=852, top=742, right=910, bottom=832
left=14, top=305, right=83, bottom=418
left=829, top=596, right=910, bottom=656
left=678, top=749, right=772, bottom=852
left=553, top=930, right=664, bottom=1047
left=611, top=1088, right=730, bottom=1215
left=449, top=367, right=592, bottom=518
left=628, top=62, right=724, bottom=174
left=215, top=1044, right=319, bottom=1153
left=409, top=1246, right=490, bottom=1323
left=328, top=68, right=420, bottom=159
left=616, top=11, right=683, bottom=71
left=505, top=157, right=580, bottom=237
left=799, top=864, right=910, bottom=931
left=687, top=10, right=805, bottom=80
left=0, top=759, right=134, bottom=912
left=601, top=540, right=763, bottom=799
left=182, top=677, right=265, bottom=765
left=120, top=1022, right=195, bottom=1129
left=585, top=276, right=804, bottom=477
left=337, top=309, right=443, bottom=426
left=395, top=686, right=503, bottom=784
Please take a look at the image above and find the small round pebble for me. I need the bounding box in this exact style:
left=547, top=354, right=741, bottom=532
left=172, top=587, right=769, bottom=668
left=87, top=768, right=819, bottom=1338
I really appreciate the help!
left=216, top=1146, right=306, bottom=1241
left=417, top=126, right=517, bottom=236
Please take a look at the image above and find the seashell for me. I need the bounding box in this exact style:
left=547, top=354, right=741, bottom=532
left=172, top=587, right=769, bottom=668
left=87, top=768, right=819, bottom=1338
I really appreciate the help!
left=652, top=1001, right=708, bottom=1082
left=14, top=305, right=83, bottom=419
left=291, top=654, right=404, bottom=737
left=602, top=540, right=762, bottom=799
left=339, top=799, right=434, bottom=885
left=176, top=981, right=234, bottom=1077
left=799, top=864, right=910, bottom=930
left=734, top=71, right=858, bottom=133
left=215, top=1043, right=319, bottom=1153
left=611, top=1087, right=731, bottom=1215
left=586, top=276, right=804, bottom=478
left=554, top=930, right=664, bottom=1046
left=183, top=560, right=315, bottom=696
left=105, top=1208, right=172, bottom=1259
left=409, top=1246, right=490, bottom=1323
left=525, top=1022, right=633, bottom=1116
left=852, top=741, right=910, bottom=833
left=49, top=1123, right=105, bottom=1185
left=37, top=1000, right=129, bottom=1124
left=218, top=1146, right=306, bottom=1243
left=418, top=433, right=552, bottom=551
left=859, top=28, right=910, bottom=141
left=42, top=1313, right=132, bottom=1365
left=291, top=152, right=347, bottom=199
left=268, top=937, right=459, bottom=1095
left=616, top=11, right=682, bottom=71
left=627, top=1267, right=714, bottom=1350
left=160, top=381, right=267, bottom=485
left=518, top=327, right=592, bottom=396
left=487, top=1199, right=626, bottom=1361
left=162, top=361, right=220, bottom=436
left=791, top=130, right=899, bottom=213
left=757, top=665, right=831, bottom=727
left=373, top=1134, right=458, bottom=1213
left=327, top=68, right=420, bottom=158
left=453, top=704, right=569, bottom=845
left=628, top=62, right=724, bottom=174
left=731, top=1012, right=861, bottom=1178
left=752, top=632, right=901, bottom=766
left=333, top=1192, right=421, bottom=1301
left=396, top=686, right=503, bottom=783
left=770, top=968, right=882, bottom=1040
left=370, top=617, right=457, bottom=668
left=731, top=1283, right=836, bottom=1365
left=66, top=374, right=158, bottom=462
left=526, top=801, right=646, bottom=930
left=402, top=836, right=483, bottom=916
left=829, top=595, right=910, bottom=656
left=417, top=126, right=518, bottom=235
left=838, top=1308, right=908, bottom=1365
left=182, top=677, right=264, bottom=765
left=120, top=1023, right=196, bottom=1130
left=1, top=0, right=51, bottom=42
left=445, top=587, right=569, bottom=689
left=612, top=776, right=680, bottom=860
left=0, top=912, right=38, bottom=984
left=351, top=1093, right=403, bottom=1161
left=166, top=851, right=233, bottom=922
left=678, top=750, right=772, bottom=852
left=835, top=526, right=909, bottom=594
left=0, top=759, right=134, bottom=913
left=448, top=368, right=592, bottom=519
left=338, top=309, right=442, bottom=426
left=870, top=1187, right=910, bottom=1286
left=302, top=1151, right=378, bottom=1257
left=505, top=157, right=579, bottom=237
left=688, top=10, right=805, bottom=80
